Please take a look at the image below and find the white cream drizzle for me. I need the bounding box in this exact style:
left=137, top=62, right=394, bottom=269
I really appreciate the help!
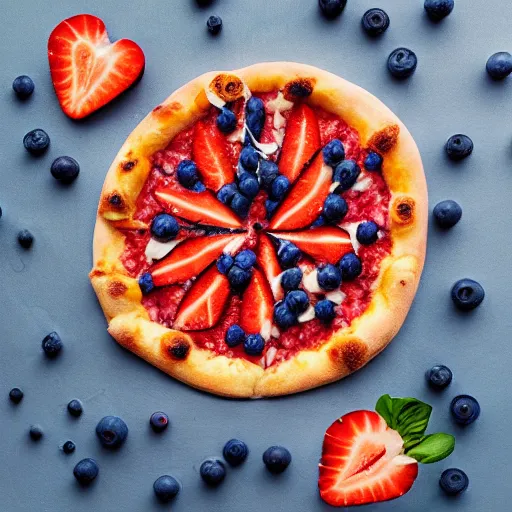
left=145, top=238, right=182, bottom=263
left=298, top=305, right=315, bottom=323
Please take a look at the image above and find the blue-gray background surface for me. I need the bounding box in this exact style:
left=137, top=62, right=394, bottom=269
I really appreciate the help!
left=1, top=0, right=510, bottom=510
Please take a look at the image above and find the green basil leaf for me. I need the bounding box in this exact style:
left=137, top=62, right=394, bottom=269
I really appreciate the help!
left=375, top=395, right=394, bottom=427
left=406, top=433, right=455, bottom=464
left=403, top=435, right=426, bottom=451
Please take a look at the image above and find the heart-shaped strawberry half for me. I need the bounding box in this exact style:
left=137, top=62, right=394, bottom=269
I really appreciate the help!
left=48, top=14, right=145, bottom=119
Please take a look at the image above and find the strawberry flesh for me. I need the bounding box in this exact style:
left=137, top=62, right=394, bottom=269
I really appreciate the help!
left=240, top=268, right=274, bottom=336
left=256, top=234, right=283, bottom=300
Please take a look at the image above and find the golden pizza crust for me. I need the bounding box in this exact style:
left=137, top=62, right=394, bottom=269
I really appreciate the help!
left=90, top=62, right=427, bottom=398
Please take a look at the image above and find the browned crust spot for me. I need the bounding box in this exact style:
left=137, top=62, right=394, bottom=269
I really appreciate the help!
left=152, top=101, right=184, bottom=121
left=115, top=330, right=137, bottom=351
left=329, top=339, right=369, bottom=372
left=121, top=159, right=137, bottom=172
left=283, top=78, right=316, bottom=101
left=368, top=124, right=400, bottom=154
left=392, top=196, right=416, bottom=225
left=107, top=281, right=128, bottom=298
left=210, top=74, right=245, bottom=103
left=106, top=192, right=124, bottom=209
left=161, top=334, right=191, bottom=360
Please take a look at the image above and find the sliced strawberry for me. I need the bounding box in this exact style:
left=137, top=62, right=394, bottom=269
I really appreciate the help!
left=278, top=104, right=321, bottom=183
left=319, top=410, right=418, bottom=507
left=256, top=234, right=283, bottom=300
left=151, top=234, right=244, bottom=287
left=269, top=153, right=332, bottom=230
left=271, top=227, right=352, bottom=264
left=240, top=268, right=274, bottom=338
left=193, top=120, right=235, bottom=192
left=174, top=265, right=231, bottom=330
left=155, top=187, right=242, bottom=229
left=48, top=14, right=145, bottom=120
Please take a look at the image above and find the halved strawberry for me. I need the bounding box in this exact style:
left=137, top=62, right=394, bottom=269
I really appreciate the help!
left=155, top=187, right=242, bottom=228
left=269, top=153, right=332, bottom=230
left=271, top=227, right=352, bottom=264
left=240, top=268, right=274, bottom=338
left=319, top=410, right=418, bottom=507
left=193, top=120, right=235, bottom=192
left=151, top=234, right=244, bottom=287
left=278, top=104, right=321, bottom=184
left=256, top=234, right=282, bottom=300
left=174, top=265, right=230, bottom=330
left=48, top=14, right=145, bottom=120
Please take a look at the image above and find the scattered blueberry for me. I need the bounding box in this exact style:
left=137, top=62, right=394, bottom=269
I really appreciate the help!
left=230, top=192, right=251, bottom=218
left=225, top=324, right=246, bottom=347
left=245, top=97, right=265, bottom=142
left=67, top=399, right=83, bottom=417
left=234, top=249, right=256, bottom=270
left=23, top=129, right=50, bottom=155
left=154, top=475, right=180, bottom=502
left=96, top=416, right=129, bottom=449
left=9, top=387, right=23, bottom=404
left=445, top=134, right=473, bottom=161
left=217, top=107, right=237, bottom=133
left=339, top=253, right=362, bottom=281
left=228, top=265, right=252, bottom=290
left=319, top=0, right=347, bottom=19
left=284, top=290, right=309, bottom=315
left=450, top=395, right=480, bottom=425
left=63, top=440, right=76, bottom=454
left=151, top=214, right=180, bottom=242
left=41, top=332, right=63, bottom=358
left=277, top=240, right=301, bottom=268
left=486, top=52, right=512, bottom=80
left=206, top=15, right=223, bottom=35
left=322, top=194, right=348, bottom=223
left=451, top=279, right=485, bottom=311
left=364, top=151, right=383, bottom=171
left=362, top=8, right=390, bottom=36
left=273, top=301, right=297, bottom=330
left=150, top=411, right=170, bottom=433
left=265, top=199, right=280, bottom=219
left=177, top=160, right=201, bottom=189
left=238, top=172, right=260, bottom=199
left=426, top=365, right=453, bottom=390
left=244, top=334, right=265, bottom=356
left=356, top=221, right=379, bottom=245
left=433, top=200, right=462, bottom=228
left=259, top=160, right=279, bottom=190
left=311, top=215, right=326, bottom=227
left=388, top=48, right=418, bottom=79
left=281, top=268, right=303, bottom=291
left=315, top=300, right=336, bottom=323
left=29, top=425, right=44, bottom=441
left=270, top=175, right=290, bottom=201
left=334, top=160, right=360, bottom=191
left=317, top=264, right=342, bottom=291
left=439, top=468, right=469, bottom=496
left=12, top=75, right=35, bottom=99
left=200, top=459, right=226, bottom=486
left=73, top=458, right=99, bottom=485
left=17, top=229, right=34, bottom=249
left=263, top=446, right=292, bottom=474
left=424, top=0, right=455, bottom=21
left=223, top=439, right=249, bottom=466
left=139, top=273, right=155, bottom=295
left=322, top=139, right=345, bottom=167
left=217, top=253, right=234, bottom=275
left=192, top=181, right=206, bottom=192
left=50, top=156, right=80, bottom=183
left=240, top=145, right=259, bottom=172
left=217, top=183, right=239, bottom=205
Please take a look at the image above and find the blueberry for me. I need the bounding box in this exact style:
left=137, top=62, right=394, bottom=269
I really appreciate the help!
left=41, top=332, right=63, bottom=358
left=445, top=134, right=473, bottom=161
left=177, top=160, right=201, bottom=189
left=240, top=145, right=259, bottom=172
left=223, top=439, right=249, bottom=466
left=265, top=199, right=279, bottom=219
left=29, top=425, right=44, bottom=441
left=67, top=399, right=83, bottom=417
left=284, top=290, right=309, bottom=314
left=230, top=192, right=251, bottom=218
left=234, top=249, right=256, bottom=270
left=362, top=8, right=390, bottom=36
left=154, top=475, right=180, bottom=502
left=73, top=458, right=99, bottom=485
left=23, top=129, right=50, bottom=155
left=200, top=459, right=226, bottom=486
left=225, top=324, right=246, bottom=347
left=322, top=139, right=345, bottom=167
left=217, top=183, right=238, bottom=205
left=151, top=214, right=180, bottom=242
left=217, top=253, right=234, bottom=275
left=244, top=334, right=265, bottom=356
left=260, top=160, right=279, bottom=190
left=207, top=15, right=223, bottom=35
left=270, top=175, right=290, bottom=201
left=150, top=411, right=169, bottom=432
left=317, top=264, right=342, bottom=291
left=319, top=0, right=347, bottom=19
left=50, top=156, right=80, bottom=183
left=433, top=200, right=462, bottom=228
left=9, top=387, right=23, bottom=404
left=450, top=395, right=480, bottom=425
left=281, top=268, right=303, bottom=291
left=439, top=468, right=469, bottom=496
left=192, top=181, right=206, bottom=193
left=364, top=151, right=383, bottom=171
left=322, top=194, right=348, bottom=223
left=228, top=265, right=252, bottom=290
left=96, top=416, right=129, bottom=449
left=277, top=240, right=301, bottom=268
left=451, top=279, right=484, bottom=311
left=17, top=229, right=34, bottom=249
left=238, top=172, right=260, bottom=199
left=273, top=301, right=297, bottom=329
left=356, top=221, right=379, bottom=245
left=426, top=365, right=453, bottom=389
left=245, top=97, right=265, bottom=141
left=339, top=253, right=362, bottom=281
left=217, top=107, right=237, bottom=133
left=12, top=75, right=34, bottom=99
left=424, top=0, right=455, bottom=21
left=486, top=52, right=512, bottom=80
left=388, top=48, right=418, bottom=79
left=262, top=446, right=292, bottom=474
left=333, top=160, right=360, bottom=191
left=315, top=300, right=336, bottom=323
left=139, top=272, right=155, bottom=294
left=63, top=440, right=76, bottom=454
